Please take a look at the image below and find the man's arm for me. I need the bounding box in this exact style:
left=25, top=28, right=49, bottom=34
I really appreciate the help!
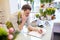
left=19, top=21, right=25, bottom=30
left=19, top=13, right=27, bottom=31
left=28, top=25, right=43, bottom=34
left=28, top=25, right=38, bottom=31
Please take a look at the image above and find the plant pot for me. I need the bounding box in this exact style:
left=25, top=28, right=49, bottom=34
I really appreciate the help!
left=36, top=19, right=43, bottom=26
left=41, top=16, right=45, bottom=20
left=51, top=15, right=56, bottom=20
left=46, top=15, right=52, bottom=20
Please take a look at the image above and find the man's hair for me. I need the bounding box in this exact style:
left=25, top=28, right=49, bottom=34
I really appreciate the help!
left=22, top=4, right=31, bottom=11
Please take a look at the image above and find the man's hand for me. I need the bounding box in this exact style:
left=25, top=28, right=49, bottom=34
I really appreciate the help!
left=38, top=29, right=43, bottom=34
left=28, top=26, right=43, bottom=34
left=21, top=14, right=27, bottom=23
left=19, top=13, right=27, bottom=30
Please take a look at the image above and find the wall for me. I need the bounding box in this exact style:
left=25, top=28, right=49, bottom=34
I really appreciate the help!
left=0, top=0, right=10, bottom=22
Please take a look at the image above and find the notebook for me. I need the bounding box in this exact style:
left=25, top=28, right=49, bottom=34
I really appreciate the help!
left=27, top=28, right=46, bottom=38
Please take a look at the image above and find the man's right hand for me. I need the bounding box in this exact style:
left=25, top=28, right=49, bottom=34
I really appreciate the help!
left=19, top=13, right=28, bottom=30
left=21, top=13, right=27, bottom=23
left=38, top=29, right=43, bottom=34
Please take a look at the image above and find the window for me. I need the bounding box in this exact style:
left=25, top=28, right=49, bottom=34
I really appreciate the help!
left=18, top=0, right=40, bottom=13
left=9, top=0, right=18, bottom=14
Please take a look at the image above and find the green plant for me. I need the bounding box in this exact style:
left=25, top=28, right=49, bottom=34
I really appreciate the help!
left=6, top=21, right=13, bottom=29
left=30, top=0, right=34, bottom=3
left=40, top=9, right=46, bottom=17
left=40, top=9, right=43, bottom=14
left=48, top=0, right=53, bottom=3
left=40, top=9, right=44, bottom=16
left=40, top=0, right=53, bottom=3
left=35, top=14, right=40, bottom=18
left=44, top=8, right=55, bottom=15
left=24, top=0, right=29, bottom=1
left=13, top=30, right=20, bottom=40
left=39, top=7, right=55, bottom=17
left=24, top=0, right=34, bottom=4
left=0, top=27, right=8, bottom=40
left=40, top=0, right=45, bottom=4
left=43, top=11, right=46, bottom=17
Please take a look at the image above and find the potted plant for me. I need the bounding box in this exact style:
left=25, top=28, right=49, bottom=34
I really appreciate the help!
left=6, top=21, right=14, bottom=29
left=44, top=7, right=56, bottom=20
left=48, top=0, right=53, bottom=3
left=5, top=21, right=20, bottom=40
left=24, top=0, right=34, bottom=4
left=40, top=0, right=54, bottom=3
left=40, top=0, right=45, bottom=4
left=0, top=27, right=8, bottom=40
left=51, top=14, right=56, bottom=20
left=35, top=13, right=40, bottom=18
left=30, top=0, right=34, bottom=3
left=24, top=0, right=29, bottom=4
left=40, top=9, right=46, bottom=17
left=45, top=8, right=55, bottom=15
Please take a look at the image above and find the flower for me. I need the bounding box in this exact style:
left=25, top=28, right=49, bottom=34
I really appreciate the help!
left=9, top=27, right=14, bottom=34
left=8, top=34, right=13, bottom=40
left=7, top=29, right=9, bottom=35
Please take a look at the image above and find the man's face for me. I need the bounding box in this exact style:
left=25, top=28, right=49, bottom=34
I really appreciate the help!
left=24, top=9, right=31, bottom=17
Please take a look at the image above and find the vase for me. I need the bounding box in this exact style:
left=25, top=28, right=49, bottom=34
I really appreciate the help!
left=51, top=15, right=56, bottom=20
left=46, top=15, right=52, bottom=20
left=41, top=16, right=44, bottom=20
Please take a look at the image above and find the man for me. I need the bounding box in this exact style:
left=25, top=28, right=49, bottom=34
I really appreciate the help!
left=19, top=4, right=43, bottom=34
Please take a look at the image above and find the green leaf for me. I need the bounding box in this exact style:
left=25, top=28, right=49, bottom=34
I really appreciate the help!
left=40, top=0, right=53, bottom=3
left=35, top=14, right=40, bottom=18
left=30, top=0, right=34, bottom=3
left=40, top=0, right=45, bottom=3
left=0, top=27, right=8, bottom=40
left=5, top=21, right=14, bottom=29
left=24, top=0, right=29, bottom=1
